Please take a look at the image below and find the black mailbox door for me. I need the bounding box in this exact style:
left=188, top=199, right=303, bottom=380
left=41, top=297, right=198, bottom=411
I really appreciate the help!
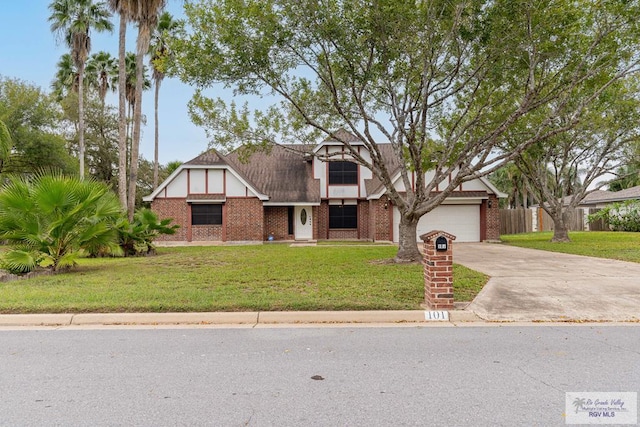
left=435, top=236, right=448, bottom=252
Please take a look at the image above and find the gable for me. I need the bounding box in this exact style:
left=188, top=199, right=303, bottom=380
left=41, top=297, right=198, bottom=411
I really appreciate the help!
left=366, top=169, right=506, bottom=200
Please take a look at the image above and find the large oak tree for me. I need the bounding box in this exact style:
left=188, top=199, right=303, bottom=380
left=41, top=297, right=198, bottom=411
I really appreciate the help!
left=173, top=0, right=640, bottom=261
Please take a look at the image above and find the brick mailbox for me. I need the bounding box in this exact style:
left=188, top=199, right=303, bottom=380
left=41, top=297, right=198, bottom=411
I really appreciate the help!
left=420, top=230, right=456, bottom=310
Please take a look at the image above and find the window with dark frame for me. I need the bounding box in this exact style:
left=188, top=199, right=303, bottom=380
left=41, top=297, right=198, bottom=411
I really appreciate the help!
left=191, top=204, right=223, bottom=225
left=328, top=161, right=358, bottom=185
left=329, top=204, right=357, bottom=229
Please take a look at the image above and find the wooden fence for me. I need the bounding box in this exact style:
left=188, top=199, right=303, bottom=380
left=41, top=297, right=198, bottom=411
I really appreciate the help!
left=500, top=209, right=532, bottom=235
left=500, top=208, right=606, bottom=235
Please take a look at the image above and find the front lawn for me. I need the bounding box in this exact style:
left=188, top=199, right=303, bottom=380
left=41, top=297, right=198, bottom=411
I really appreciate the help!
left=0, top=245, right=487, bottom=313
left=501, top=231, right=640, bottom=263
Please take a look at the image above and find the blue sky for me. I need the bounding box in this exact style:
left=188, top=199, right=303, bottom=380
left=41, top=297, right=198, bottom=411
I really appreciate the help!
left=0, top=0, right=210, bottom=164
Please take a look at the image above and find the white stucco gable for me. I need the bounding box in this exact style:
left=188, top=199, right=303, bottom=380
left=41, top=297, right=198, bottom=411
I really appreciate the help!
left=143, top=164, right=269, bottom=202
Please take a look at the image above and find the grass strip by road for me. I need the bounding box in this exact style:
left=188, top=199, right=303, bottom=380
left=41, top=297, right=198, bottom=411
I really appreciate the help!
left=0, top=245, right=487, bottom=313
left=501, top=231, right=640, bottom=263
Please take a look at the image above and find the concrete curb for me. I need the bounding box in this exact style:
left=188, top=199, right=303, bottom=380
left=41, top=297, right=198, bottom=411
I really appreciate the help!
left=71, top=312, right=260, bottom=325
left=0, top=310, right=484, bottom=327
left=258, top=310, right=428, bottom=324
left=0, top=314, right=74, bottom=326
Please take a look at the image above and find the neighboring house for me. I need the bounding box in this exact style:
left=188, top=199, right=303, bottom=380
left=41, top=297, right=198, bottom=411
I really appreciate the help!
left=577, top=186, right=640, bottom=208
left=529, top=186, right=640, bottom=232
left=144, top=130, right=504, bottom=243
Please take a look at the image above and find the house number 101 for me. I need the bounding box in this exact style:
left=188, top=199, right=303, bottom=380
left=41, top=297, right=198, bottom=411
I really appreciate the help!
left=425, top=311, right=449, bottom=321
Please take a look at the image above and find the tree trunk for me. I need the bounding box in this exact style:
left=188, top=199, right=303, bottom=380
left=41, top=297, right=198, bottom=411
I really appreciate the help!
left=551, top=210, right=571, bottom=242
left=128, top=25, right=149, bottom=221
left=153, top=77, right=161, bottom=188
left=395, top=213, right=422, bottom=263
left=117, top=14, right=128, bottom=212
left=78, top=62, right=85, bottom=179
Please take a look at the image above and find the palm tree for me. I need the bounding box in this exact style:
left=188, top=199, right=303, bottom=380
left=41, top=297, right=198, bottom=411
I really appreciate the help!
left=0, top=172, right=122, bottom=273
left=149, top=11, right=177, bottom=188
left=85, top=51, right=118, bottom=110
left=49, top=0, right=113, bottom=179
left=51, top=53, right=80, bottom=101
left=123, top=52, right=151, bottom=171
left=490, top=162, right=534, bottom=209
left=107, top=0, right=137, bottom=211
left=128, top=0, right=167, bottom=220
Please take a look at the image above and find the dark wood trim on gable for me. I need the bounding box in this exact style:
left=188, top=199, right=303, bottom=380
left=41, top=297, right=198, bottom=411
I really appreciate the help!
left=357, top=146, right=361, bottom=199
left=223, top=169, right=227, bottom=196
left=325, top=146, right=329, bottom=197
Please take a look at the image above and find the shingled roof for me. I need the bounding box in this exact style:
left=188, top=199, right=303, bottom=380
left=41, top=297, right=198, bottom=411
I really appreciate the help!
left=579, top=186, right=640, bottom=205
left=184, top=149, right=229, bottom=166
left=322, top=128, right=361, bottom=144
left=364, top=144, right=404, bottom=195
left=223, top=145, right=321, bottom=204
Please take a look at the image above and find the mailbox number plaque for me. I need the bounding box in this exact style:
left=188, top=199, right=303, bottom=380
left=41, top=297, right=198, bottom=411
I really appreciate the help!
left=435, top=236, right=448, bottom=252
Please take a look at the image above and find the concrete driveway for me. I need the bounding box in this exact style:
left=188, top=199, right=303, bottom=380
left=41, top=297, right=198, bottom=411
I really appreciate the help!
left=455, top=243, right=640, bottom=322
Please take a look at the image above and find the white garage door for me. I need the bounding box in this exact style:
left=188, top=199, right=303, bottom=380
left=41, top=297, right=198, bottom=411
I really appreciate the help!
left=393, top=204, right=480, bottom=243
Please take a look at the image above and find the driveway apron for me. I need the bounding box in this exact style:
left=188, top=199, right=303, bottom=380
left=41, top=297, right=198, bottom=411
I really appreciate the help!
left=455, top=243, right=640, bottom=322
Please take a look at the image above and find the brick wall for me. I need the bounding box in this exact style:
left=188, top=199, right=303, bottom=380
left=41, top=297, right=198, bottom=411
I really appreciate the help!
left=371, top=196, right=392, bottom=241
left=191, top=225, right=223, bottom=241
left=264, top=207, right=293, bottom=241
left=486, top=194, right=500, bottom=241
left=151, top=198, right=188, bottom=241
left=328, top=229, right=359, bottom=239
left=358, top=200, right=370, bottom=239
left=226, top=197, right=264, bottom=241
left=317, top=202, right=329, bottom=239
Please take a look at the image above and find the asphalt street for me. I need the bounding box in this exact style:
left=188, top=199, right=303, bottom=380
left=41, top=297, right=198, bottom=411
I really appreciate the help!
left=0, top=325, right=638, bottom=426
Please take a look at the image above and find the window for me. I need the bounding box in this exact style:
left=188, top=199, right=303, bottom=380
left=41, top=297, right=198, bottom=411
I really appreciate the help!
left=329, top=205, right=357, bottom=229
left=191, top=204, right=222, bottom=225
left=328, top=161, right=358, bottom=185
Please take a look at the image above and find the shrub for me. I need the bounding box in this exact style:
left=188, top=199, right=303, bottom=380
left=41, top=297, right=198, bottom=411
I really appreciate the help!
left=115, top=208, right=179, bottom=256
left=587, top=200, right=640, bottom=232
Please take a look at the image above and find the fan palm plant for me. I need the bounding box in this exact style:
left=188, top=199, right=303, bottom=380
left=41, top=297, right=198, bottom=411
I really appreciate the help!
left=49, top=0, right=113, bottom=179
left=85, top=51, right=118, bottom=110
left=0, top=172, right=122, bottom=273
left=51, top=53, right=80, bottom=101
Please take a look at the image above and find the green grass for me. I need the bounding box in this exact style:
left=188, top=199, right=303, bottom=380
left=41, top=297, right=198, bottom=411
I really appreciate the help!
left=0, top=245, right=487, bottom=313
left=501, top=231, right=640, bottom=263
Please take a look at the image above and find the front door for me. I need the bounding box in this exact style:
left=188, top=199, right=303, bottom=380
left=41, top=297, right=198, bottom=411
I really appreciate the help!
left=294, top=206, right=313, bottom=240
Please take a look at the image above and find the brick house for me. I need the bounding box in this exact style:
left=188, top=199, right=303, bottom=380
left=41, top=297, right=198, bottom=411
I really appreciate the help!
left=144, top=131, right=504, bottom=243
